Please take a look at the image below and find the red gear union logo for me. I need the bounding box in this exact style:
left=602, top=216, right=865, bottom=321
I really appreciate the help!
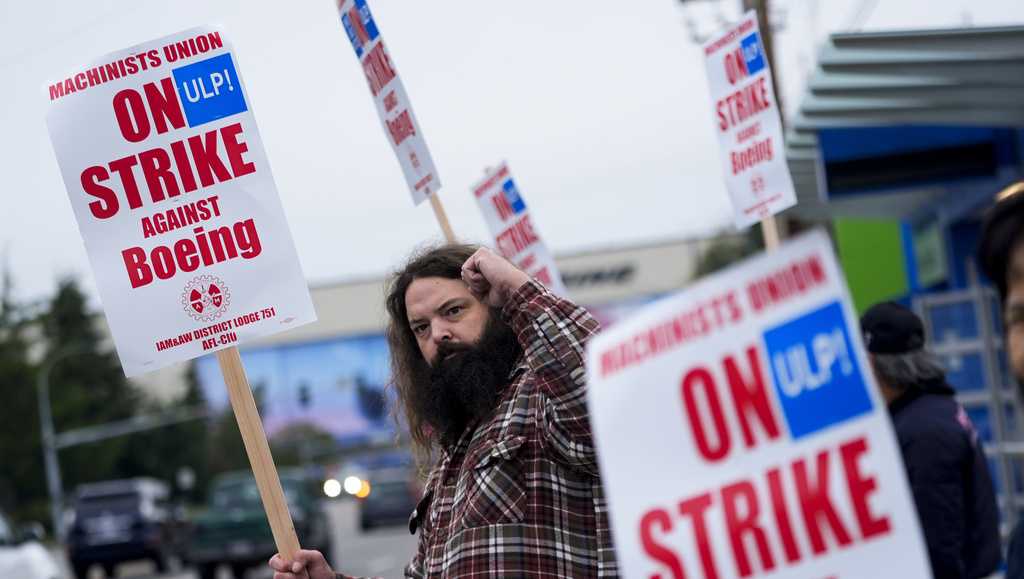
left=181, top=275, right=231, bottom=322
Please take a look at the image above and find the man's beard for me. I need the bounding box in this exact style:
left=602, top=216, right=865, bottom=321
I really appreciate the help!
left=408, top=312, right=521, bottom=448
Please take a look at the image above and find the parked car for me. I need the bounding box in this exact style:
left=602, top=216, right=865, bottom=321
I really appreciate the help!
left=186, top=469, right=334, bottom=579
left=0, top=508, right=62, bottom=579
left=66, top=478, right=184, bottom=579
left=359, top=467, right=420, bottom=531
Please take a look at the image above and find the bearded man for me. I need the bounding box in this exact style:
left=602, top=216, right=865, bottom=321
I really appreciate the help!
left=270, top=245, right=618, bottom=578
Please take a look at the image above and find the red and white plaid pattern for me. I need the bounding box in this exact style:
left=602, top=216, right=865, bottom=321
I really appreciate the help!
left=341, top=281, right=618, bottom=578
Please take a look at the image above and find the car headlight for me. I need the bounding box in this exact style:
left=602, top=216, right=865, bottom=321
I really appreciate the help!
left=323, top=479, right=342, bottom=498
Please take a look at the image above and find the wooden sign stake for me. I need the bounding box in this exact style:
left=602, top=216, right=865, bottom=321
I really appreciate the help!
left=217, top=346, right=301, bottom=560
left=761, top=215, right=781, bottom=251
left=428, top=188, right=457, bottom=244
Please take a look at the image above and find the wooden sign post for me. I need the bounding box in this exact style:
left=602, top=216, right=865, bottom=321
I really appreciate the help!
left=218, top=347, right=301, bottom=559
left=429, top=190, right=457, bottom=244
left=762, top=215, right=781, bottom=251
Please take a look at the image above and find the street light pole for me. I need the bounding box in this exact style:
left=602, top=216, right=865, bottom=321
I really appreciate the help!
left=36, top=345, right=84, bottom=544
left=298, top=382, right=312, bottom=469
left=742, top=0, right=784, bottom=124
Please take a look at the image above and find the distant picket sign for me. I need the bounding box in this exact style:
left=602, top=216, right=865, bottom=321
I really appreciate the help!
left=472, top=162, right=568, bottom=296
left=704, top=11, right=797, bottom=229
left=45, top=27, right=316, bottom=376
left=338, top=0, right=440, bottom=205
left=585, top=231, right=931, bottom=578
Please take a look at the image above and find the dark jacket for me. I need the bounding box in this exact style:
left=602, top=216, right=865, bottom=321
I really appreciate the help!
left=1008, top=521, right=1024, bottom=579
left=888, top=378, right=1001, bottom=579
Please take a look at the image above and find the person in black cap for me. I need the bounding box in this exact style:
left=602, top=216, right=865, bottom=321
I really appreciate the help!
left=861, top=301, right=1000, bottom=579
left=978, top=185, right=1024, bottom=578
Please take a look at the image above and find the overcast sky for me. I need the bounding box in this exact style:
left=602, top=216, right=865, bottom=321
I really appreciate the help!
left=3, top=0, right=1023, bottom=307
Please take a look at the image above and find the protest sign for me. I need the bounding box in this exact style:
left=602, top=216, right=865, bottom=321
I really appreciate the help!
left=586, top=230, right=930, bottom=578
left=46, top=26, right=315, bottom=559
left=338, top=0, right=440, bottom=206
left=703, top=11, right=797, bottom=229
left=46, top=26, right=316, bottom=378
left=472, top=162, right=568, bottom=296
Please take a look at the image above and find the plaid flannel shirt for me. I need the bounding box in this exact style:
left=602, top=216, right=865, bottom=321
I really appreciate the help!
left=341, top=280, right=618, bottom=579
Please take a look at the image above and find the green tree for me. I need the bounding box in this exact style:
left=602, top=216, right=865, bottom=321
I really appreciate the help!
left=203, top=384, right=269, bottom=479
left=115, top=362, right=212, bottom=502
left=269, top=421, right=339, bottom=467
left=41, top=278, right=139, bottom=496
left=694, top=228, right=764, bottom=278
left=0, top=268, right=47, bottom=526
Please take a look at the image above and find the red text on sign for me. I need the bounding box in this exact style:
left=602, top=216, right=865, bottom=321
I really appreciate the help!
left=383, top=90, right=399, bottom=113
left=681, top=345, right=781, bottom=462
left=162, top=31, right=224, bottom=64
left=532, top=266, right=553, bottom=287
left=496, top=214, right=539, bottom=257
left=492, top=192, right=515, bottom=222
left=599, top=291, right=743, bottom=378
left=704, top=19, right=755, bottom=57
left=363, top=43, right=397, bottom=97
left=122, top=219, right=262, bottom=288
left=716, top=77, right=771, bottom=132
left=638, top=436, right=891, bottom=579
left=141, top=195, right=222, bottom=239
left=49, top=49, right=163, bottom=101
left=113, top=77, right=185, bottom=143
left=202, top=331, right=237, bottom=351
left=473, top=165, right=511, bottom=198
left=731, top=137, right=773, bottom=176
left=517, top=254, right=537, bottom=271
left=735, top=122, right=761, bottom=144
left=724, top=46, right=750, bottom=85
left=746, top=255, right=827, bottom=313
left=387, top=110, right=417, bottom=146
left=81, top=122, right=255, bottom=220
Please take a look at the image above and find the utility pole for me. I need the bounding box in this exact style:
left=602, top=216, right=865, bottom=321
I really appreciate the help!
left=742, top=0, right=784, bottom=127
left=38, top=357, right=66, bottom=543
left=298, top=381, right=313, bottom=469
left=743, top=0, right=788, bottom=245
left=37, top=345, right=89, bottom=543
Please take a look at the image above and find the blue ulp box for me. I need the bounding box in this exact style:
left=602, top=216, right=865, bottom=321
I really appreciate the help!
left=741, top=32, right=766, bottom=76
left=763, top=301, right=874, bottom=439
left=172, top=53, right=248, bottom=128
left=502, top=179, right=527, bottom=215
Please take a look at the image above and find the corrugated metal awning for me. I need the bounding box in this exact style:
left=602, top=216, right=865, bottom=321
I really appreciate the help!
left=785, top=25, right=1024, bottom=221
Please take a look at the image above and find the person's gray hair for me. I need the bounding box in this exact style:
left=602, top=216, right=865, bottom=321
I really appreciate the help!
left=870, top=349, right=946, bottom=390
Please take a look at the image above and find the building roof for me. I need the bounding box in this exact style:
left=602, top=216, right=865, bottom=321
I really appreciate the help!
left=785, top=24, right=1024, bottom=220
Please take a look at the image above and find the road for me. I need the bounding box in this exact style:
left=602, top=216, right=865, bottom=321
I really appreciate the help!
left=57, top=499, right=417, bottom=579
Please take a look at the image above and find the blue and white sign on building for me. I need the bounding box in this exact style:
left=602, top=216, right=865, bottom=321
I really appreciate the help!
left=586, top=230, right=930, bottom=578
left=703, top=11, right=797, bottom=229
left=472, top=162, right=568, bottom=297
left=337, top=0, right=439, bottom=205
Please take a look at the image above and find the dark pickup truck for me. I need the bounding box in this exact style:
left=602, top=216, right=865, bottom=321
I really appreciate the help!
left=66, top=478, right=184, bottom=579
left=186, top=469, right=334, bottom=579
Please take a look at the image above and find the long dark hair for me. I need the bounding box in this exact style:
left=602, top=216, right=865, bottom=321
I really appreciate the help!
left=385, top=244, right=480, bottom=460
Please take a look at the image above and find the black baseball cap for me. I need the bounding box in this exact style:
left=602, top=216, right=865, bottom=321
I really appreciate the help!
left=978, top=187, right=1024, bottom=303
left=860, top=301, right=925, bottom=354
